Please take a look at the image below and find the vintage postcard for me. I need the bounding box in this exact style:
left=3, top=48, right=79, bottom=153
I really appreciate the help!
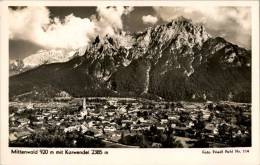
left=0, top=0, right=259, bottom=165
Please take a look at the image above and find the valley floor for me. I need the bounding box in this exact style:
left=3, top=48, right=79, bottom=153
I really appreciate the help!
left=9, top=97, right=251, bottom=148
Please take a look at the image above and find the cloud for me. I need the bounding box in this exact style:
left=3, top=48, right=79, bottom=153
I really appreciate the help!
left=9, top=6, right=134, bottom=49
left=142, top=15, right=158, bottom=24
left=96, top=6, right=133, bottom=30
left=153, top=7, right=251, bottom=48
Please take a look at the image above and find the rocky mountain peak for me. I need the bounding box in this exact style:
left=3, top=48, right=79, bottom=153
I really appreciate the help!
left=136, top=16, right=210, bottom=51
left=167, top=16, right=192, bottom=27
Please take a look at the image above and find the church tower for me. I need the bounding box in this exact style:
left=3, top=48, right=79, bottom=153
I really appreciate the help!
left=83, top=98, right=87, bottom=111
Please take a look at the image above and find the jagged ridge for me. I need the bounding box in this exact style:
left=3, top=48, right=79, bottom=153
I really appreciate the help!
left=9, top=17, right=251, bottom=102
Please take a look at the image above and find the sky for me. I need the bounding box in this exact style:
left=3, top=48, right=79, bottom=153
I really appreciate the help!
left=9, top=6, right=251, bottom=60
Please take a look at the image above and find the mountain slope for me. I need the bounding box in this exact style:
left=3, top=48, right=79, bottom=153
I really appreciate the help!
left=9, top=17, right=251, bottom=102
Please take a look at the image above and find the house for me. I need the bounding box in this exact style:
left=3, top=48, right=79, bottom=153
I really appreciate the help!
left=88, top=121, right=95, bottom=127
left=108, top=112, right=115, bottom=116
left=43, top=112, right=50, bottom=117
left=36, top=115, right=44, bottom=120
left=88, top=127, right=101, bottom=136
left=94, top=133, right=106, bottom=139
left=122, top=120, right=132, bottom=124
left=171, top=123, right=176, bottom=128
left=10, top=130, right=31, bottom=141
left=138, top=117, right=147, bottom=123
left=152, top=142, right=162, bottom=148
left=104, top=126, right=117, bottom=132
left=9, top=133, right=18, bottom=142
left=102, top=120, right=110, bottom=124
left=188, top=121, right=194, bottom=128
left=110, top=133, right=121, bottom=142
left=26, top=103, right=34, bottom=109
left=80, top=108, right=90, bottom=117
left=17, top=108, right=25, bottom=113
left=119, top=106, right=127, bottom=113
left=160, top=119, right=168, bottom=124
left=80, top=124, right=88, bottom=133
left=17, top=118, right=30, bottom=126
left=157, top=126, right=165, bottom=131
left=32, top=121, right=44, bottom=125
left=98, top=116, right=105, bottom=120
left=203, top=113, right=210, bottom=120
left=131, top=126, right=142, bottom=131
left=17, top=131, right=31, bottom=140
left=168, top=116, right=177, bottom=120
left=205, top=124, right=216, bottom=134
left=10, top=116, right=16, bottom=122
left=64, top=125, right=81, bottom=133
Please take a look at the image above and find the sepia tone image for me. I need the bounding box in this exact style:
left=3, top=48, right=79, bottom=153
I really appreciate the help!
left=9, top=6, right=251, bottom=148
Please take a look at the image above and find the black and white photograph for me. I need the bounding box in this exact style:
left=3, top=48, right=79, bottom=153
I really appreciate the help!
left=8, top=5, right=253, bottom=149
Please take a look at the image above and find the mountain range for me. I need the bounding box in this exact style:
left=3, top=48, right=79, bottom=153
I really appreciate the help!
left=9, top=47, right=87, bottom=76
left=9, top=17, right=251, bottom=102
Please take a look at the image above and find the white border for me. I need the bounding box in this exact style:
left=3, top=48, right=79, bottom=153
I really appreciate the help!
left=0, top=1, right=259, bottom=165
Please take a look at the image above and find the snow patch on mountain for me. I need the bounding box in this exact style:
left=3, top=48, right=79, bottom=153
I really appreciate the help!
left=23, top=46, right=87, bottom=68
left=10, top=46, right=87, bottom=75
left=23, top=49, right=73, bottom=67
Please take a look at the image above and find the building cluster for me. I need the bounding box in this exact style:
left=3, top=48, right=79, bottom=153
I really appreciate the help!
left=9, top=98, right=251, bottom=147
